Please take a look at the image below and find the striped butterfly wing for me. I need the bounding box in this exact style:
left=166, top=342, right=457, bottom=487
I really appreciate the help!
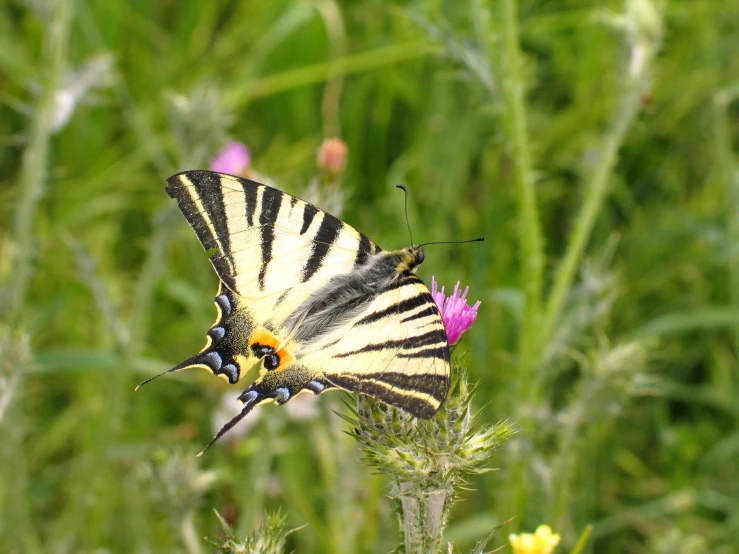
left=161, top=170, right=380, bottom=384
left=167, top=171, right=378, bottom=305
left=148, top=170, right=450, bottom=452
left=298, top=273, right=450, bottom=418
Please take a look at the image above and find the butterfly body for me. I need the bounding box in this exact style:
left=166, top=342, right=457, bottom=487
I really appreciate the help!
left=144, top=170, right=450, bottom=449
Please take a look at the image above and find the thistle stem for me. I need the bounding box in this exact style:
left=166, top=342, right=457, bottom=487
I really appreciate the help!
left=400, top=482, right=422, bottom=553
left=399, top=482, right=447, bottom=554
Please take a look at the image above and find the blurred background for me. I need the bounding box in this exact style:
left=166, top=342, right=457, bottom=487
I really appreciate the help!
left=1, top=0, right=738, bottom=552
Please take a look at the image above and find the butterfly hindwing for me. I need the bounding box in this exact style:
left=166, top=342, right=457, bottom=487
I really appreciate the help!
left=299, top=273, right=450, bottom=418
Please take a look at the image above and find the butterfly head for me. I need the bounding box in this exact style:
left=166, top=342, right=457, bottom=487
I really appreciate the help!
left=395, top=246, right=425, bottom=274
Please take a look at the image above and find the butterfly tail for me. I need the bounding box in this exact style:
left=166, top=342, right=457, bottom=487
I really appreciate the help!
left=197, top=374, right=335, bottom=455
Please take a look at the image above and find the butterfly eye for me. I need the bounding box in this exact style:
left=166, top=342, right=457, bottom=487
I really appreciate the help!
left=417, top=248, right=425, bottom=264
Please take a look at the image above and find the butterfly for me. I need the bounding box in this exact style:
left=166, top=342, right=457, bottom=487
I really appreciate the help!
left=139, top=170, right=451, bottom=453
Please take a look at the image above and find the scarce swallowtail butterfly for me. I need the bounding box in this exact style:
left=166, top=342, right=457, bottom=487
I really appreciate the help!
left=139, top=170, right=462, bottom=453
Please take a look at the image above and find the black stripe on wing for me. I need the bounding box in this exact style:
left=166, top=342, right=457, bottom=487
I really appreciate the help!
left=301, top=213, right=343, bottom=282
left=258, top=186, right=284, bottom=291
left=399, top=305, right=439, bottom=324
left=365, top=372, right=447, bottom=396
left=166, top=173, right=219, bottom=252
left=355, top=233, right=378, bottom=267
left=333, top=328, right=448, bottom=359
left=193, top=174, right=233, bottom=260
left=328, top=372, right=447, bottom=419
left=300, top=203, right=319, bottom=234
left=397, top=345, right=450, bottom=360
left=355, top=292, right=434, bottom=326
left=244, top=177, right=259, bottom=226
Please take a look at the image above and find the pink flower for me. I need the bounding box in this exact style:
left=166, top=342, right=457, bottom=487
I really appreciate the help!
left=431, top=277, right=481, bottom=345
left=210, top=141, right=251, bottom=176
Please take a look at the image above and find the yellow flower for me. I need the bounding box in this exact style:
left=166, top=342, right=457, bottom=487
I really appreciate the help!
left=508, top=525, right=561, bottom=554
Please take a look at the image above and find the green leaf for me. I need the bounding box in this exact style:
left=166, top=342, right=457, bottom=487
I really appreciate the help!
left=636, top=308, right=739, bottom=337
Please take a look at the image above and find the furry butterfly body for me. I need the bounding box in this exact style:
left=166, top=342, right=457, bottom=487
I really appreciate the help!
left=142, top=170, right=450, bottom=450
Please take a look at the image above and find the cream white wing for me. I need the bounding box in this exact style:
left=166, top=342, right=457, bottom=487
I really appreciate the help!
left=166, top=170, right=380, bottom=324
left=298, top=273, right=450, bottom=418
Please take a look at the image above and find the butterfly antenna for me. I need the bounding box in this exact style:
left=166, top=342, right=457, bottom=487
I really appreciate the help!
left=418, top=236, right=485, bottom=247
left=396, top=184, right=414, bottom=247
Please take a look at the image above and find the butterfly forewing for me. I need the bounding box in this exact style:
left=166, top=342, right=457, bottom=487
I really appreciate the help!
left=167, top=171, right=379, bottom=304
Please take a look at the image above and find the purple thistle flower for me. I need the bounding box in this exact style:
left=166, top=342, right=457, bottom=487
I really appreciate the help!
left=431, top=277, right=481, bottom=345
left=210, top=141, right=251, bottom=175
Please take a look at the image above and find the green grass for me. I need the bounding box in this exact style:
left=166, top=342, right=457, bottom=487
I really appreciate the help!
left=1, top=0, right=739, bottom=552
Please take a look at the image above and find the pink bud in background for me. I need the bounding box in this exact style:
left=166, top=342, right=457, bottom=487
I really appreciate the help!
left=317, top=138, right=348, bottom=175
left=210, top=141, right=251, bottom=176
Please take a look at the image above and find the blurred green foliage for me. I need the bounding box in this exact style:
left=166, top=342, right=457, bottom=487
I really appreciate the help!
left=1, top=0, right=738, bottom=552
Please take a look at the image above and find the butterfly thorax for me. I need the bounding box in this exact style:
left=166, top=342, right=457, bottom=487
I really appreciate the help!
left=280, top=247, right=424, bottom=346
left=391, top=246, right=425, bottom=274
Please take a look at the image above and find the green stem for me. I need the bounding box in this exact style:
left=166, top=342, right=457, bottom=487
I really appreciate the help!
left=398, top=482, right=447, bottom=554
left=546, top=378, right=593, bottom=526
left=712, top=84, right=739, bottom=357
left=569, top=524, right=594, bottom=554
left=496, top=0, right=544, bottom=528
left=1, top=2, right=72, bottom=552
left=316, top=0, right=347, bottom=138
left=181, top=511, right=203, bottom=554
left=128, top=204, right=179, bottom=355
left=499, top=0, right=545, bottom=386
left=6, top=0, right=72, bottom=323
left=542, top=75, right=651, bottom=350
left=225, top=40, right=438, bottom=109
left=0, top=374, right=19, bottom=425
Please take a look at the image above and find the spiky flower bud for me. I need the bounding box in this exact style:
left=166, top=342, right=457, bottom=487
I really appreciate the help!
left=207, top=510, right=302, bottom=554
left=137, top=448, right=219, bottom=526
left=345, top=365, right=514, bottom=553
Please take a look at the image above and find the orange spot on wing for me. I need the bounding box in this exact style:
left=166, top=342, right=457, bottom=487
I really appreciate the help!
left=249, top=328, right=295, bottom=372
left=274, top=347, right=295, bottom=372
left=250, top=328, right=283, bottom=350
